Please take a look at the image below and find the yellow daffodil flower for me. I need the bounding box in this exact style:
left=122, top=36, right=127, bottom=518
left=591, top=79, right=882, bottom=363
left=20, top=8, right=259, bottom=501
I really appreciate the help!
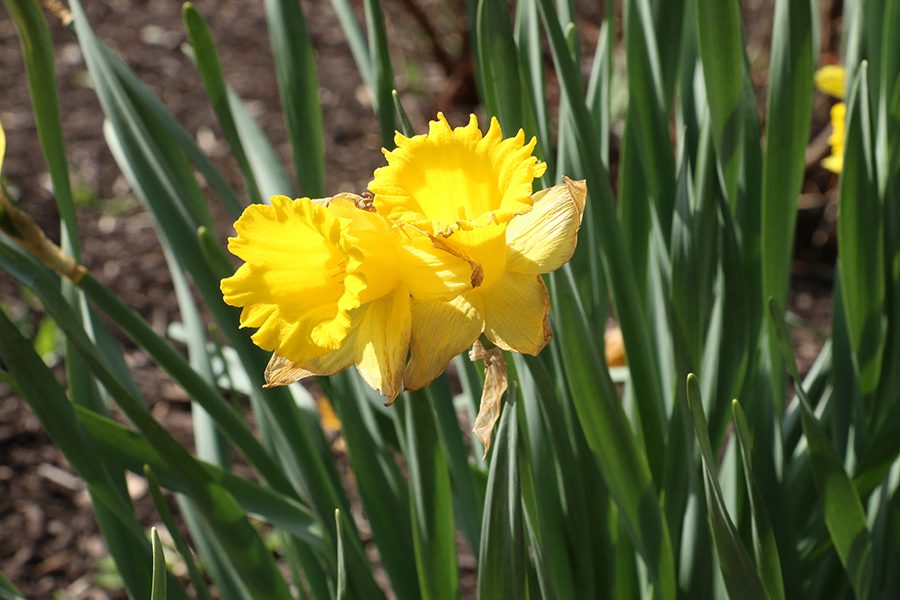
left=822, top=102, right=845, bottom=173
left=0, top=117, right=5, bottom=174
left=815, top=64, right=845, bottom=99
left=814, top=65, right=846, bottom=173
left=221, top=193, right=477, bottom=400
left=369, top=114, right=586, bottom=390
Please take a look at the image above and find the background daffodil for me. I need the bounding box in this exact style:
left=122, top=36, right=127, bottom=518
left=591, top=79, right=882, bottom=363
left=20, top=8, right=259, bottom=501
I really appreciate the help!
left=0, top=116, right=5, bottom=174
left=815, top=64, right=846, bottom=173
left=822, top=102, right=845, bottom=173
left=814, top=64, right=845, bottom=98
left=221, top=193, right=476, bottom=400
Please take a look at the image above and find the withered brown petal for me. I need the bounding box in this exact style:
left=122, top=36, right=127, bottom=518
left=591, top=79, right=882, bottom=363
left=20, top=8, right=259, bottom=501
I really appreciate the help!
left=469, top=340, right=509, bottom=458
left=264, top=352, right=316, bottom=388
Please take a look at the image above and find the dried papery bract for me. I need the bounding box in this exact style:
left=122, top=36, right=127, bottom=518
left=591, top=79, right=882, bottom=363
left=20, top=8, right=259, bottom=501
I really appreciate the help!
left=470, top=339, right=508, bottom=458
left=0, top=121, right=84, bottom=283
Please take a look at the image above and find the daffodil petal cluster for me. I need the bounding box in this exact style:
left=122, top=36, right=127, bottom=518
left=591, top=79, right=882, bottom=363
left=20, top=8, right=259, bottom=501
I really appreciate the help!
left=222, top=114, right=585, bottom=400
left=221, top=193, right=476, bottom=399
left=815, top=64, right=846, bottom=173
left=370, top=114, right=586, bottom=390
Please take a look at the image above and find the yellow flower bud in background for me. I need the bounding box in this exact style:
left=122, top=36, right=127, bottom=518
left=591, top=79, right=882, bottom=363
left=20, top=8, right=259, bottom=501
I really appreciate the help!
left=814, top=65, right=846, bottom=173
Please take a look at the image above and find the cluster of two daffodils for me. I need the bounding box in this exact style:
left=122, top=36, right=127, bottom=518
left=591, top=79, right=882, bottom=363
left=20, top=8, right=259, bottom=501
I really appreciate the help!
left=221, top=114, right=586, bottom=401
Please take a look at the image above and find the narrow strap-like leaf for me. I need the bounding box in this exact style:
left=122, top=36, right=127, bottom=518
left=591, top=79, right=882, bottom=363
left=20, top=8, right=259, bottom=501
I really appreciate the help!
left=477, top=393, right=525, bottom=599
left=363, top=0, right=396, bottom=146
left=686, top=375, right=769, bottom=600
left=328, top=374, right=419, bottom=600
left=335, top=510, right=348, bottom=600
left=537, top=0, right=668, bottom=482
left=551, top=266, right=676, bottom=600
left=476, top=0, right=523, bottom=131
left=760, top=0, right=814, bottom=401
left=696, top=0, right=745, bottom=205
left=769, top=298, right=875, bottom=599
left=183, top=3, right=262, bottom=203
left=264, top=0, right=326, bottom=197
left=732, top=401, right=786, bottom=600
left=150, top=528, right=167, bottom=600
left=145, top=467, right=214, bottom=600
left=403, top=393, right=459, bottom=600
left=838, top=63, right=886, bottom=397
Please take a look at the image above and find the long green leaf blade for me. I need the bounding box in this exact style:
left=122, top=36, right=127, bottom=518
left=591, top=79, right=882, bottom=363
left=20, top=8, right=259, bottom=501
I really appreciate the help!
left=428, top=375, right=484, bottom=552
left=78, top=405, right=326, bottom=549
left=3, top=0, right=78, bottom=250
left=335, top=510, right=348, bottom=600
left=0, top=305, right=158, bottom=598
left=328, top=374, right=419, bottom=600
left=183, top=3, right=262, bottom=202
left=265, top=0, right=326, bottom=197
left=536, top=0, right=667, bottom=482
left=761, top=0, right=814, bottom=349
left=552, top=266, right=676, bottom=600
left=363, top=0, right=396, bottom=146
left=696, top=0, right=745, bottom=204
left=838, top=63, right=886, bottom=396
left=150, top=528, right=167, bottom=600
left=145, top=467, right=215, bottom=600
left=624, top=0, right=675, bottom=236
left=769, top=299, right=875, bottom=598
left=477, top=0, right=523, bottom=130
left=404, top=393, right=459, bottom=600
left=687, top=375, right=768, bottom=600
left=477, top=393, right=524, bottom=599
left=732, top=400, right=786, bottom=600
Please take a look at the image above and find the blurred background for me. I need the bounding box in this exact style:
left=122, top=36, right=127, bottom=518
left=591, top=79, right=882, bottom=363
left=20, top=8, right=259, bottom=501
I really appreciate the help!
left=0, top=0, right=843, bottom=596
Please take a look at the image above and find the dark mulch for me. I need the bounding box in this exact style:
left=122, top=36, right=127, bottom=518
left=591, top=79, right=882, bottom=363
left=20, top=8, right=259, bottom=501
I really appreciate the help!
left=0, top=0, right=837, bottom=597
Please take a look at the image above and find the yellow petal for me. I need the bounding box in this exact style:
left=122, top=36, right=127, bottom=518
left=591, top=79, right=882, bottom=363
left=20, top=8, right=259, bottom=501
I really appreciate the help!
left=399, top=226, right=482, bottom=300
left=482, top=272, right=552, bottom=355
left=815, top=65, right=846, bottom=99
left=221, top=196, right=364, bottom=362
left=294, top=287, right=412, bottom=401
left=405, top=294, right=484, bottom=390
left=327, top=195, right=476, bottom=303
left=505, top=177, right=586, bottom=275
left=370, top=113, right=546, bottom=233
left=353, top=287, right=411, bottom=401
left=440, top=220, right=508, bottom=287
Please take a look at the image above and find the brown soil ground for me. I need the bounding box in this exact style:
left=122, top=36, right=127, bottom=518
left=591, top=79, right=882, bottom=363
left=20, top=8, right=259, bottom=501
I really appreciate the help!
left=0, top=0, right=839, bottom=597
